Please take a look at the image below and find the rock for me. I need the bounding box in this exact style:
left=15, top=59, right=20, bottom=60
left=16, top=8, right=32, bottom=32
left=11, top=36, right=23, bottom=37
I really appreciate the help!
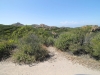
left=91, top=25, right=100, bottom=32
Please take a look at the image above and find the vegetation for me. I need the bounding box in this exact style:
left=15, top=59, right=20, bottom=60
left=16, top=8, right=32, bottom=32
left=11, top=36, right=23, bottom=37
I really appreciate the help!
left=0, top=24, right=100, bottom=64
left=13, top=33, right=49, bottom=64
left=90, top=32, right=100, bottom=60
left=55, top=32, right=75, bottom=51
left=0, top=40, right=15, bottom=60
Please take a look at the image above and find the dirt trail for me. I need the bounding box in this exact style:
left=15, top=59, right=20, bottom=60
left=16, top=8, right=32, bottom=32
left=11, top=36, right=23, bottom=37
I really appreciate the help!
left=0, top=47, right=100, bottom=75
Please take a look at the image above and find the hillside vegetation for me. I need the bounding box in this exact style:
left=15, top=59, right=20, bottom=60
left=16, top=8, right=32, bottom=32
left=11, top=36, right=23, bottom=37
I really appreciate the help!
left=0, top=23, right=100, bottom=64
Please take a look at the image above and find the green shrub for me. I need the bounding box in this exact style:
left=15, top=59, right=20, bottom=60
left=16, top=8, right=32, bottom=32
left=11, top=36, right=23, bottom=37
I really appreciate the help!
left=44, top=37, right=54, bottom=46
left=35, top=28, right=54, bottom=46
left=13, top=33, right=49, bottom=64
left=12, top=26, right=33, bottom=38
left=0, top=25, right=20, bottom=40
left=69, top=44, right=80, bottom=53
left=90, top=33, right=100, bottom=60
left=13, top=50, right=36, bottom=64
left=69, top=44, right=90, bottom=55
left=0, top=40, right=15, bottom=60
left=55, top=31, right=92, bottom=55
left=55, top=32, right=75, bottom=51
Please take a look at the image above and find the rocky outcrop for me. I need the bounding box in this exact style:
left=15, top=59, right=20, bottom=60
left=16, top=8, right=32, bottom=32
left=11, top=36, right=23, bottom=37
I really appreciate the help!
left=91, top=25, right=100, bottom=32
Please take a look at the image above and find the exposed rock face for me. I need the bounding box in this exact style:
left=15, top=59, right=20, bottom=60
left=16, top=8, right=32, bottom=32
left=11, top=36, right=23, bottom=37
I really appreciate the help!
left=12, top=22, right=24, bottom=26
left=91, top=25, right=100, bottom=32
left=40, top=24, right=49, bottom=28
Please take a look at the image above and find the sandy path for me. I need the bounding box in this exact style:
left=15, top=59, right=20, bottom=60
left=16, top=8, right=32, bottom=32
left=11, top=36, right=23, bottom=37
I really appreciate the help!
left=0, top=47, right=100, bottom=75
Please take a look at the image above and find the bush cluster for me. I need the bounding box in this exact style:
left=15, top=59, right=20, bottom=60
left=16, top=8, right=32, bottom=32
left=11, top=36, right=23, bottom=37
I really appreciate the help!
left=0, top=24, right=100, bottom=62
left=90, top=33, right=100, bottom=60
left=13, top=34, right=49, bottom=64
left=55, top=26, right=100, bottom=60
left=0, top=40, right=15, bottom=60
left=55, top=32, right=75, bottom=51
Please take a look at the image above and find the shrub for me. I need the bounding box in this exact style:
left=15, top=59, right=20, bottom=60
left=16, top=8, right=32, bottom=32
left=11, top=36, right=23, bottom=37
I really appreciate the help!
left=69, top=43, right=80, bottom=53
left=12, top=26, right=33, bottom=38
left=13, top=33, right=49, bottom=64
left=13, top=49, right=36, bottom=64
left=55, top=31, right=92, bottom=55
left=35, top=28, right=54, bottom=46
left=55, top=32, right=75, bottom=51
left=90, top=33, right=100, bottom=60
left=69, top=44, right=90, bottom=55
left=0, top=40, right=15, bottom=60
left=44, top=37, right=54, bottom=46
left=0, top=25, right=20, bottom=40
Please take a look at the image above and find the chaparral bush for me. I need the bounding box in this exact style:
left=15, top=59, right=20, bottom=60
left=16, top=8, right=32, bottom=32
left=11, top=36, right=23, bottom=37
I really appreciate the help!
left=13, top=33, right=49, bottom=64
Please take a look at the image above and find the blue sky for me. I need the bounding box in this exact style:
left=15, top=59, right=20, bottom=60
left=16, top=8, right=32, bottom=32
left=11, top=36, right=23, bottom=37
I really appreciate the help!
left=0, top=0, right=100, bottom=27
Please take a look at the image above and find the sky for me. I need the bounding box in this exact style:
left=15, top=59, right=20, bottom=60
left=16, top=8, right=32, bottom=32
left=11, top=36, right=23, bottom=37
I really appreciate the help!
left=0, top=0, right=100, bottom=27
